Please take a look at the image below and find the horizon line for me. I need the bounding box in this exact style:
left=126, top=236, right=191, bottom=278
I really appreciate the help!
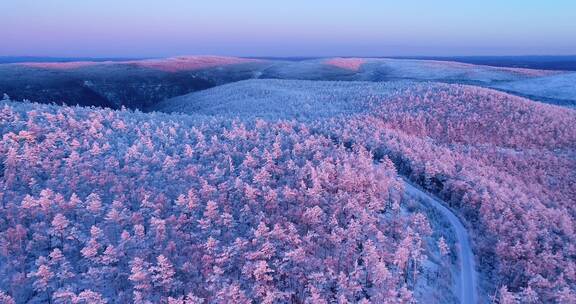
left=2, top=54, right=576, bottom=61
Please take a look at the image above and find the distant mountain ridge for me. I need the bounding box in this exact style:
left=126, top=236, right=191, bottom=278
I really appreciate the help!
left=0, top=56, right=147, bottom=64
left=1, top=55, right=575, bottom=110
left=389, top=55, right=576, bottom=71
left=4, top=55, right=576, bottom=70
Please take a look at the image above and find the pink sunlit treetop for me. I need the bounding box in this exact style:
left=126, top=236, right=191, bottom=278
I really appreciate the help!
left=324, top=58, right=366, bottom=71
left=18, top=61, right=103, bottom=70
left=127, top=56, right=261, bottom=72
left=16, top=56, right=260, bottom=72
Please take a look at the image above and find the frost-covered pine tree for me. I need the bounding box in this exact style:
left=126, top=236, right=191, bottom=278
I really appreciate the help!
left=438, top=237, right=449, bottom=256
left=151, top=255, right=176, bottom=293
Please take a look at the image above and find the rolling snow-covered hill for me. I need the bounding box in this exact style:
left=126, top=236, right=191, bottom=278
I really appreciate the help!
left=1, top=56, right=571, bottom=110
left=0, top=56, right=269, bottom=109
left=151, top=79, right=412, bottom=119
left=1, top=57, right=575, bottom=303
left=492, top=72, right=576, bottom=107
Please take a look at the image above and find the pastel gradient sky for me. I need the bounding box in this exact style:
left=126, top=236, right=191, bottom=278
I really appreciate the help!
left=1, top=0, right=575, bottom=57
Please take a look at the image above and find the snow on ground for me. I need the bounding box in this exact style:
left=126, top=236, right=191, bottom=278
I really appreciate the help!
left=256, top=58, right=558, bottom=85
left=17, top=61, right=104, bottom=70
left=1, top=62, right=574, bottom=302
left=5, top=56, right=570, bottom=109
left=400, top=183, right=459, bottom=303
left=364, top=58, right=562, bottom=83
left=151, top=79, right=576, bottom=300
left=151, top=79, right=412, bottom=119
left=324, top=58, right=366, bottom=71
left=258, top=59, right=362, bottom=80
left=125, top=56, right=261, bottom=72
left=491, top=72, right=576, bottom=106
left=403, top=180, right=478, bottom=304
left=15, top=56, right=259, bottom=72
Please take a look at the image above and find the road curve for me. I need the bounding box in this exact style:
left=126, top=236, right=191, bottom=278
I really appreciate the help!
left=403, top=179, right=478, bottom=304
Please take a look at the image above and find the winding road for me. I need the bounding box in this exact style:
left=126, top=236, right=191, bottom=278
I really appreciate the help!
left=403, top=179, right=478, bottom=304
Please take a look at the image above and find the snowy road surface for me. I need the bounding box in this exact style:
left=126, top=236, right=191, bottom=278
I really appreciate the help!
left=403, top=179, right=478, bottom=304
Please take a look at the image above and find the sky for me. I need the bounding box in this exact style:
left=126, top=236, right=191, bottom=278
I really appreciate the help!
left=1, top=0, right=575, bottom=57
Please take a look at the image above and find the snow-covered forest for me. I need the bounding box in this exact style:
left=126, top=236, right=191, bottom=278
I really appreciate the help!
left=1, top=58, right=575, bottom=303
